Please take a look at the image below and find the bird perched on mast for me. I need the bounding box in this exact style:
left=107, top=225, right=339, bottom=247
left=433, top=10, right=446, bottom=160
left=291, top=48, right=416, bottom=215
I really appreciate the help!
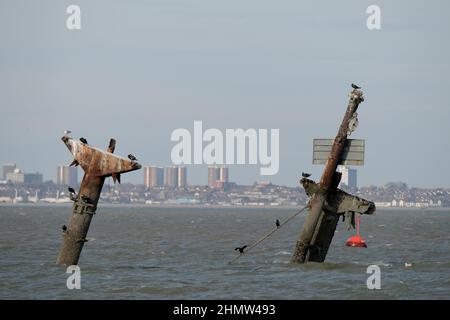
left=302, top=172, right=311, bottom=178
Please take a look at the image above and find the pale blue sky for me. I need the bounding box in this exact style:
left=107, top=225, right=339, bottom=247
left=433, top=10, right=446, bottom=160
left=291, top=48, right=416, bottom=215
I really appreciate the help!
left=1, top=0, right=449, bottom=187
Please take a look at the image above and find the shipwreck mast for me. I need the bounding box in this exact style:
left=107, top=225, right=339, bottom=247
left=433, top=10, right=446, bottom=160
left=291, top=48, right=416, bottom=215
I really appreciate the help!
left=57, top=136, right=141, bottom=266
left=292, top=87, right=368, bottom=263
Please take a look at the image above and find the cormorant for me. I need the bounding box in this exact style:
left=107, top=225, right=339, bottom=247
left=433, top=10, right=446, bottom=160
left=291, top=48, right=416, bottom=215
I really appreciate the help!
left=302, top=172, right=311, bottom=178
left=62, top=225, right=67, bottom=232
left=235, top=245, right=248, bottom=254
left=80, top=137, right=88, bottom=144
left=128, top=154, right=138, bottom=161
left=68, top=187, right=75, bottom=194
left=351, top=83, right=361, bottom=90
left=276, top=219, right=280, bottom=228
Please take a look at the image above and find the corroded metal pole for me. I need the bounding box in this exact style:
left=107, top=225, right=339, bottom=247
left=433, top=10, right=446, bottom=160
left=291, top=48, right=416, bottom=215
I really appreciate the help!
left=56, top=136, right=141, bottom=266
left=291, top=88, right=365, bottom=263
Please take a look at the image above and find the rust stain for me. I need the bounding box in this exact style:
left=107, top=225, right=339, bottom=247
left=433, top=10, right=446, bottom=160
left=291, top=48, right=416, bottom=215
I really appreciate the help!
left=62, top=136, right=141, bottom=177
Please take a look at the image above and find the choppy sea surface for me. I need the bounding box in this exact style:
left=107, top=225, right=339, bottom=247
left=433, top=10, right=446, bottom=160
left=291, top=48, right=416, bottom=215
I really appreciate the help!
left=0, top=205, right=449, bottom=299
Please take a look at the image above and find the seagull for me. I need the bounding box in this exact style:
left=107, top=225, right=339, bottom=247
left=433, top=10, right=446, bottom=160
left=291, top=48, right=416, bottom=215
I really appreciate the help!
left=276, top=219, right=280, bottom=228
left=235, top=245, right=248, bottom=254
left=62, top=225, right=67, bottom=232
left=302, top=172, right=311, bottom=178
left=63, top=130, right=71, bottom=137
left=68, top=187, right=75, bottom=194
left=128, top=154, right=138, bottom=161
left=79, top=137, right=88, bottom=144
left=351, top=83, right=361, bottom=90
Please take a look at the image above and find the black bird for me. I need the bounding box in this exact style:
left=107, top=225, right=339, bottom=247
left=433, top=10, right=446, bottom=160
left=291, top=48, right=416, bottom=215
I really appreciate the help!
left=128, top=154, right=138, bottom=161
left=80, top=137, right=88, bottom=144
left=276, top=219, right=280, bottom=228
left=235, top=245, right=248, bottom=254
left=68, top=187, right=75, bottom=194
left=302, top=172, right=311, bottom=178
left=351, top=83, right=361, bottom=90
left=62, top=225, right=67, bottom=232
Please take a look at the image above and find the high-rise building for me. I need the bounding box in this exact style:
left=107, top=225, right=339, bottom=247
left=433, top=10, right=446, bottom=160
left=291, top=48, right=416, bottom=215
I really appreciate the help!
left=207, top=166, right=220, bottom=188
left=24, top=173, right=43, bottom=184
left=208, top=166, right=229, bottom=188
left=57, top=165, right=78, bottom=186
left=6, top=169, right=24, bottom=184
left=338, top=166, right=357, bottom=189
left=177, top=166, right=187, bottom=188
left=2, top=163, right=16, bottom=181
left=5, top=167, right=43, bottom=184
left=164, top=166, right=178, bottom=188
left=219, top=166, right=229, bottom=183
left=144, top=166, right=164, bottom=188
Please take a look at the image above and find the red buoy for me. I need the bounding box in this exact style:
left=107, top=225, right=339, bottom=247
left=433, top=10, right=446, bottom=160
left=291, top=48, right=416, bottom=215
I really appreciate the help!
left=345, top=216, right=367, bottom=248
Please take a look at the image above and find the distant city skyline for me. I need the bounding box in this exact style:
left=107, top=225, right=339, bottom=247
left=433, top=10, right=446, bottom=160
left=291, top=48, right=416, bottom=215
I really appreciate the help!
left=3, top=161, right=449, bottom=191
left=1, top=1, right=450, bottom=188
left=2, top=173, right=449, bottom=208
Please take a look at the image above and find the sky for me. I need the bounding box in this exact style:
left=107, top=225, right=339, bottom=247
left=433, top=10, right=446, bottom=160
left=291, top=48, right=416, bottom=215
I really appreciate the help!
left=0, top=0, right=449, bottom=188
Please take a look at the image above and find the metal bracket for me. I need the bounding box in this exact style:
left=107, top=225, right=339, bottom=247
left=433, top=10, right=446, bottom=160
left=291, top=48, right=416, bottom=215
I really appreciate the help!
left=73, top=200, right=96, bottom=215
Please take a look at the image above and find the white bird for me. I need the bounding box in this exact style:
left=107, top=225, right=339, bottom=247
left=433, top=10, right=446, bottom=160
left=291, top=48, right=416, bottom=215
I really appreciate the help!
left=63, top=130, right=72, bottom=137
left=404, top=262, right=413, bottom=268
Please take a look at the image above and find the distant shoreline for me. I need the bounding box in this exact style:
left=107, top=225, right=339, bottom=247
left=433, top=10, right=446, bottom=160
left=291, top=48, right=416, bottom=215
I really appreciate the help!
left=0, top=202, right=449, bottom=212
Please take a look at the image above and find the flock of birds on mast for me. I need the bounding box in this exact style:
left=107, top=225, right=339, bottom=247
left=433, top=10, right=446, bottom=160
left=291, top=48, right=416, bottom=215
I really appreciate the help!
left=61, top=131, right=139, bottom=239
left=73, top=135, right=139, bottom=162
left=232, top=85, right=360, bottom=256
left=60, top=85, right=419, bottom=268
left=61, top=83, right=363, bottom=255
left=64, top=131, right=139, bottom=162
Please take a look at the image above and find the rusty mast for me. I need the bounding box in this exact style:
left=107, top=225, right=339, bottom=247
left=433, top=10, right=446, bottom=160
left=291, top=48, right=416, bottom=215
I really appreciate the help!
left=291, top=86, right=376, bottom=263
left=56, top=135, right=141, bottom=266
